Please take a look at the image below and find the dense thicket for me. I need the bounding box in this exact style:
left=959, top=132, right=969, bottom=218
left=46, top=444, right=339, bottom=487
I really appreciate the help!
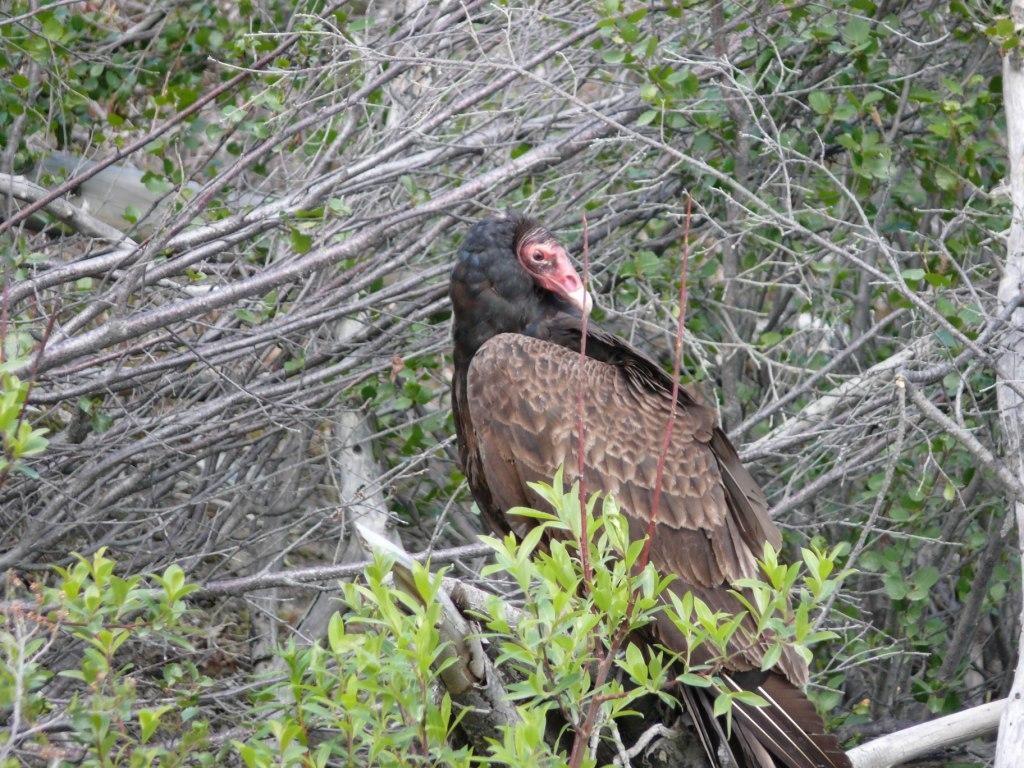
left=0, top=1, right=1018, bottom=765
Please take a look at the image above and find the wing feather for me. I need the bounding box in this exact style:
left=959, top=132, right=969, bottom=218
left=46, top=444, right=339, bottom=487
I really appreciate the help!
left=469, top=334, right=747, bottom=548
left=463, top=332, right=852, bottom=767
left=467, top=333, right=793, bottom=672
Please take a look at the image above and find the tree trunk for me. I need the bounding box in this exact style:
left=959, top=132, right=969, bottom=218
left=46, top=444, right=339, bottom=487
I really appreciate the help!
left=995, top=4, right=1024, bottom=764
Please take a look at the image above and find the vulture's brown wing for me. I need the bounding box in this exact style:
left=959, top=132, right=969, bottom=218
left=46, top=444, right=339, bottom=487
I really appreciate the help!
left=532, top=320, right=779, bottom=559
left=466, top=332, right=849, bottom=768
left=467, top=332, right=778, bottom=632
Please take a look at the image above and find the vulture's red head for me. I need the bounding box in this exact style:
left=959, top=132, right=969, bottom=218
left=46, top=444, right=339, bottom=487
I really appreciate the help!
left=450, top=217, right=592, bottom=360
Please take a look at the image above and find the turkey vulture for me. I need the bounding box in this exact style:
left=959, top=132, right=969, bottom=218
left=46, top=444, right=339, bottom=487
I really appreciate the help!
left=450, top=216, right=850, bottom=768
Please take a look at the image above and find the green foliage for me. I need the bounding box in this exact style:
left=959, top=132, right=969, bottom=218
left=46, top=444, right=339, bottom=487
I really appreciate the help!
left=480, top=473, right=675, bottom=755
left=1, top=549, right=214, bottom=767
left=480, top=469, right=846, bottom=751
left=583, top=0, right=1012, bottom=728
left=234, top=557, right=472, bottom=768
left=2, top=476, right=847, bottom=766
left=0, top=370, right=48, bottom=477
left=3, top=0, right=1015, bottom=754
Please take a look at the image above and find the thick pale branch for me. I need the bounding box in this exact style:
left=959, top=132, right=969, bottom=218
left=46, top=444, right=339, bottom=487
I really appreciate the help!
left=848, top=699, right=1004, bottom=768
left=741, top=339, right=928, bottom=462
left=15, top=107, right=639, bottom=378
left=0, top=173, right=136, bottom=245
left=354, top=524, right=520, bottom=745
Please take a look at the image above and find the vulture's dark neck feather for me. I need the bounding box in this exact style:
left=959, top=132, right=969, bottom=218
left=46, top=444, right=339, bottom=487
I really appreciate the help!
left=451, top=263, right=578, bottom=363
left=449, top=216, right=679, bottom=404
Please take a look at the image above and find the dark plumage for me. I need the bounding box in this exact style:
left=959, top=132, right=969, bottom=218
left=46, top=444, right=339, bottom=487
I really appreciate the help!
left=450, top=216, right=849, bottom=768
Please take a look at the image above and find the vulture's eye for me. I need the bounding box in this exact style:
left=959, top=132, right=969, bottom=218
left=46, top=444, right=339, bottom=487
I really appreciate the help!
left=530, top=250, right=545, bottom=263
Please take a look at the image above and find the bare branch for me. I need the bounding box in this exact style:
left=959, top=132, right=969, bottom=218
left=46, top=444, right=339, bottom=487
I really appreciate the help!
left=0, top=174, right=136, bottom=245
left=848, top=699, right=1004, bottom=768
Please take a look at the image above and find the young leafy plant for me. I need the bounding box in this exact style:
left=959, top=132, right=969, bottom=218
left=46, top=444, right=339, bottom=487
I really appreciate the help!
left=0, top=475, right=846, bottom=767
left=476, top=469, right=848, bottom=760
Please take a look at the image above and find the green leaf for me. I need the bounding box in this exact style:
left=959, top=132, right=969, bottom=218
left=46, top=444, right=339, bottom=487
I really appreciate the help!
left=900, top=268, right=925, bottom=281
left=327, top=197, right=351, bottom=215
left=732, top=690, right=768, bottom=708
left=713, top=692, right=733, bottom=718
left=808, top=91, right=832, bottom=114
left=760, top=643, right=783, bottom=671
left=990, top=16, right=1016, bottom=39
left=912, top=566, right=941, bottom=593
left=943, top=481, right=956, bottom=502
left=677, top=671, right=712, bottom=688
left=842, top=17, right=872, bottom=46
left=42, top=15, right=66, bottom=41
left=620, top=642, right=646, bottom=680
left=290, top=228, right=313, bottom=253
left=883, top=573, right=908, bottom=600
left=138, top=706, right=172, bottom=743
left=933, top=166, right=959, bottom=191
left=235, top=308, right=260, bottom=325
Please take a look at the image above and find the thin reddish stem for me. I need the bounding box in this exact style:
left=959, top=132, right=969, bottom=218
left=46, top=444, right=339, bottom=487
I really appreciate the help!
left=568, top=214, right=606, bottom=768
left=568, top=624, right=627, bottom=768
left=576, top=211, right=593, bottom=592
left=638, top=194, right=692, bottom=571
left=568, top=201, right=693, bottom=768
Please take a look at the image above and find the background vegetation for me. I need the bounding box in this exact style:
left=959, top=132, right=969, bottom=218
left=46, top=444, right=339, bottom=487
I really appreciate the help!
left=0, top=0, right=1019, bottom=765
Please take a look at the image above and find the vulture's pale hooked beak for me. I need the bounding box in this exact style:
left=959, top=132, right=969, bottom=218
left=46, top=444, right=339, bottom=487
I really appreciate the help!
left=569, top=285, right=594, bottom=316
left=536, top=245, right=594, bottom=316
left=552, top=257, right=593, bottom=316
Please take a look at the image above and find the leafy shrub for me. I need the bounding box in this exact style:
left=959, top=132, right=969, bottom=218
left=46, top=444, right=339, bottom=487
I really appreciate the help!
left=1, top=472, right=846, bottom=767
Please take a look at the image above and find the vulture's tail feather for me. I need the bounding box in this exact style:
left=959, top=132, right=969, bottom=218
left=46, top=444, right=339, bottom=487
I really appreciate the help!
left=678, top=684, right=749, bottom=768
left=672, top=675, right=849, bottom=768
left=723, top=673, right=851, bottom=768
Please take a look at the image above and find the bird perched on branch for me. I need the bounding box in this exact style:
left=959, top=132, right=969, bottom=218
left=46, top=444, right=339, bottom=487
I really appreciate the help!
left=449, top=215, right=850, bottom=768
